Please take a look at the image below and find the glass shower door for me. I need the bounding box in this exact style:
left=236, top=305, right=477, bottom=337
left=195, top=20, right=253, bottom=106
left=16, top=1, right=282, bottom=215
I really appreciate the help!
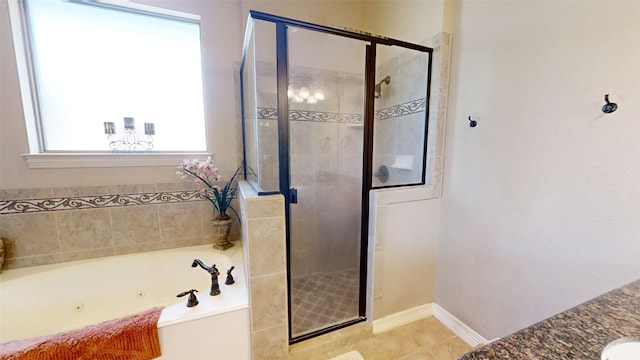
left=287, top=26, right=367, bottom=339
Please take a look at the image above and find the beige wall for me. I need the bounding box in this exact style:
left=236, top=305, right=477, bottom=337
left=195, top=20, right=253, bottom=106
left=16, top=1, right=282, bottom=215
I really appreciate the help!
left=241, top=1, right=368, bottom=32
left=364, top=0, right=444, bottom=45
left=437, top=0, right=640, bottom=339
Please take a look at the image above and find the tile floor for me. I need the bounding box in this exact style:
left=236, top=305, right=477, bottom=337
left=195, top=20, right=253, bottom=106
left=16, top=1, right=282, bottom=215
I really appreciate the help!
left=291, top=268, right=360, bottom=337
left=289, top=316, right=474, bottom=360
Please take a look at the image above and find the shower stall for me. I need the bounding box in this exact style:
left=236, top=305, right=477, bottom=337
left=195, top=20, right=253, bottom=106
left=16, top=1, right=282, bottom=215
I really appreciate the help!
left=240, top=11, right=432, bottom=342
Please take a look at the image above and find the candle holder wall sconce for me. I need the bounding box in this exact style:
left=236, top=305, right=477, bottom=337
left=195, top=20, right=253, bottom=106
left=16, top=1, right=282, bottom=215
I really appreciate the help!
left=104, top=117, right=155, bottom=152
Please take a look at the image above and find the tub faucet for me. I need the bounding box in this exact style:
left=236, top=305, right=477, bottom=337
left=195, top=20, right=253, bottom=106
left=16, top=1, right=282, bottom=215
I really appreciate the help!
left=177, top=289, right=199, bottom=307
left=191, top=259, right=221, bottom=296
left=225, top=266, right=235, bottom=285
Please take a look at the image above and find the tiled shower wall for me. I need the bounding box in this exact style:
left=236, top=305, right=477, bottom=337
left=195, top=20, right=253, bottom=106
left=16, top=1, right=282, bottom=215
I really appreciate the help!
left=425, top=32, right=451, bottom=196
left=0, top=182, right=241, bottom=270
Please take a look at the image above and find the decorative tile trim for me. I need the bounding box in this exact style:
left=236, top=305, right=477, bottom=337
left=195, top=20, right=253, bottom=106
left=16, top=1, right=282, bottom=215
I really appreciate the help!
left=256, top=107, right=278, bottom=120
left=0, top=191, right=203, bottom=215
left=290, top=110, right=363, bottom=124
left=375, top=98, right=427, bottom=121
left=257, top=108, right=363, bottom=124
left=256, top=97, right=426, bottom=124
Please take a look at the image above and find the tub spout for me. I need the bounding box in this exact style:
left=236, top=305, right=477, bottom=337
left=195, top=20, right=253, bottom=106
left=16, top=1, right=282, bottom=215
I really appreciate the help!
left=191, top=259, right=221, bottom=296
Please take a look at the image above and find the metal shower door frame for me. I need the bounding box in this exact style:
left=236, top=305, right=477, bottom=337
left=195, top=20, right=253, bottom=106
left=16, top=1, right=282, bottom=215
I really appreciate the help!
left=244, top=10, right=433, bottom=344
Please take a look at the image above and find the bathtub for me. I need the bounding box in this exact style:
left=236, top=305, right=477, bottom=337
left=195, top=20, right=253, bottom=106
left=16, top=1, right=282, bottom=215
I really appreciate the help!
left=0, top=244, right=251, bottom=359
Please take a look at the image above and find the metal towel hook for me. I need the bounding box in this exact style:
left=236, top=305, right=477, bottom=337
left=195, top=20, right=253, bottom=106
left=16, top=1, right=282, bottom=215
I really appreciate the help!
left=468, top=116, right=477, bottom=127
left=602, top=94, right=618, bottom=113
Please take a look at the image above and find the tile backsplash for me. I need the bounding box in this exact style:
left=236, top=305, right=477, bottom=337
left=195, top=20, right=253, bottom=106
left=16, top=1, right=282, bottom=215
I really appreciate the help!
left=0, top=182, right=240, bottom=270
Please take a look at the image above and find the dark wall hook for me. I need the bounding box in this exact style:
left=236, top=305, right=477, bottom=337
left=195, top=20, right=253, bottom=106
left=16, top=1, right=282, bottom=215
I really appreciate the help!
left=468, top=116, right=477, bottom=127
left=602, top=94, right=618, bottom=113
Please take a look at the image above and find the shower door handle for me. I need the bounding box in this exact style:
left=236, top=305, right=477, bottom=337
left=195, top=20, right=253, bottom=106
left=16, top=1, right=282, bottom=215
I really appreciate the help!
left=289, top=188, right=298, bottom=204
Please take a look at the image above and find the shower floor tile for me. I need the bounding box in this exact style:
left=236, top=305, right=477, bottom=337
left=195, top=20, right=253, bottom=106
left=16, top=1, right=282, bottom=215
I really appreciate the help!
left=291, top=268, right=360, bottom=337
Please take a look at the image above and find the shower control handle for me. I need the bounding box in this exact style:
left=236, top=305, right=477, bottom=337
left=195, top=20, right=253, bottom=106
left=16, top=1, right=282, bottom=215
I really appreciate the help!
left=289, top=188, right=298, bottom=204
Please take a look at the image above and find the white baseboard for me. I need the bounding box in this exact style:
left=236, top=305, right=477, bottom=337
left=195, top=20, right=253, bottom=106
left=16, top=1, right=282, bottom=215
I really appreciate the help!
left=372, top=303, right=433, bottom=334
left=432, top=304, right=495, bottom=347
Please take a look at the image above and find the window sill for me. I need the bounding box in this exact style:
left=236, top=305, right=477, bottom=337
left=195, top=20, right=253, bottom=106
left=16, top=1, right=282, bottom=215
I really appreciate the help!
left=23, top=152, right=212, bottom=169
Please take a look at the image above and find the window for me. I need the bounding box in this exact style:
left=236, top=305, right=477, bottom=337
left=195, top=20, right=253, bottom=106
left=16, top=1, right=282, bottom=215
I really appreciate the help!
left=17, top=0, right=207, bottom=153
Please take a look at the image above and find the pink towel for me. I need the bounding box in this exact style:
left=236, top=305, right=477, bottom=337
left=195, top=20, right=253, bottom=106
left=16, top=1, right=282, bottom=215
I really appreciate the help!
left=0, top=307, right=164, bottom=360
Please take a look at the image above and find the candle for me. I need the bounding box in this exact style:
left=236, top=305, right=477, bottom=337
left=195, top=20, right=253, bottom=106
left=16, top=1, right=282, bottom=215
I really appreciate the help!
left=104, top=122, right=115, bottom=134
left=124, top=117, right=135, bottom=130
left=144, top=122, right=155, bottom=135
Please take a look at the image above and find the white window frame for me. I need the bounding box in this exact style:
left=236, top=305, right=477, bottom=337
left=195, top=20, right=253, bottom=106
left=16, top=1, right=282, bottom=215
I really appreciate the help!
left=7, top=0, right=210, bottom=168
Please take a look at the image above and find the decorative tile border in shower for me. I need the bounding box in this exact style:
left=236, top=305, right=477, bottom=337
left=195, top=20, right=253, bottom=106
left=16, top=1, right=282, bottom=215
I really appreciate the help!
left=290, top=110, right=363, bottom=124
left=256, top=97, right=426, bottom=124
left=256, top=107, right=278, bottom=120
left=374, top=98, right=427, bottom=121
left=0, top=190, right=202, bottom=215
left=257, top=108, right=363, bottom=124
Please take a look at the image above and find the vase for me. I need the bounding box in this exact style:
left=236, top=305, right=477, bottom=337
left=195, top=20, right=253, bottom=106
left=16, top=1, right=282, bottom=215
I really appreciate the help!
left=211, top=219, right=233, bottom=250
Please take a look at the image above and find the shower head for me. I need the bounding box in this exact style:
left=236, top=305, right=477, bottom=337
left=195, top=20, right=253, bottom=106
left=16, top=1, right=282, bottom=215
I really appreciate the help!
left=374, top=75, right=391, bottom=99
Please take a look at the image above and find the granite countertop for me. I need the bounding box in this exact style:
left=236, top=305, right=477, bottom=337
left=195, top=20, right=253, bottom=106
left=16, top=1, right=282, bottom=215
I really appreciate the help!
left=459, top=279, right=640, bottom=359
